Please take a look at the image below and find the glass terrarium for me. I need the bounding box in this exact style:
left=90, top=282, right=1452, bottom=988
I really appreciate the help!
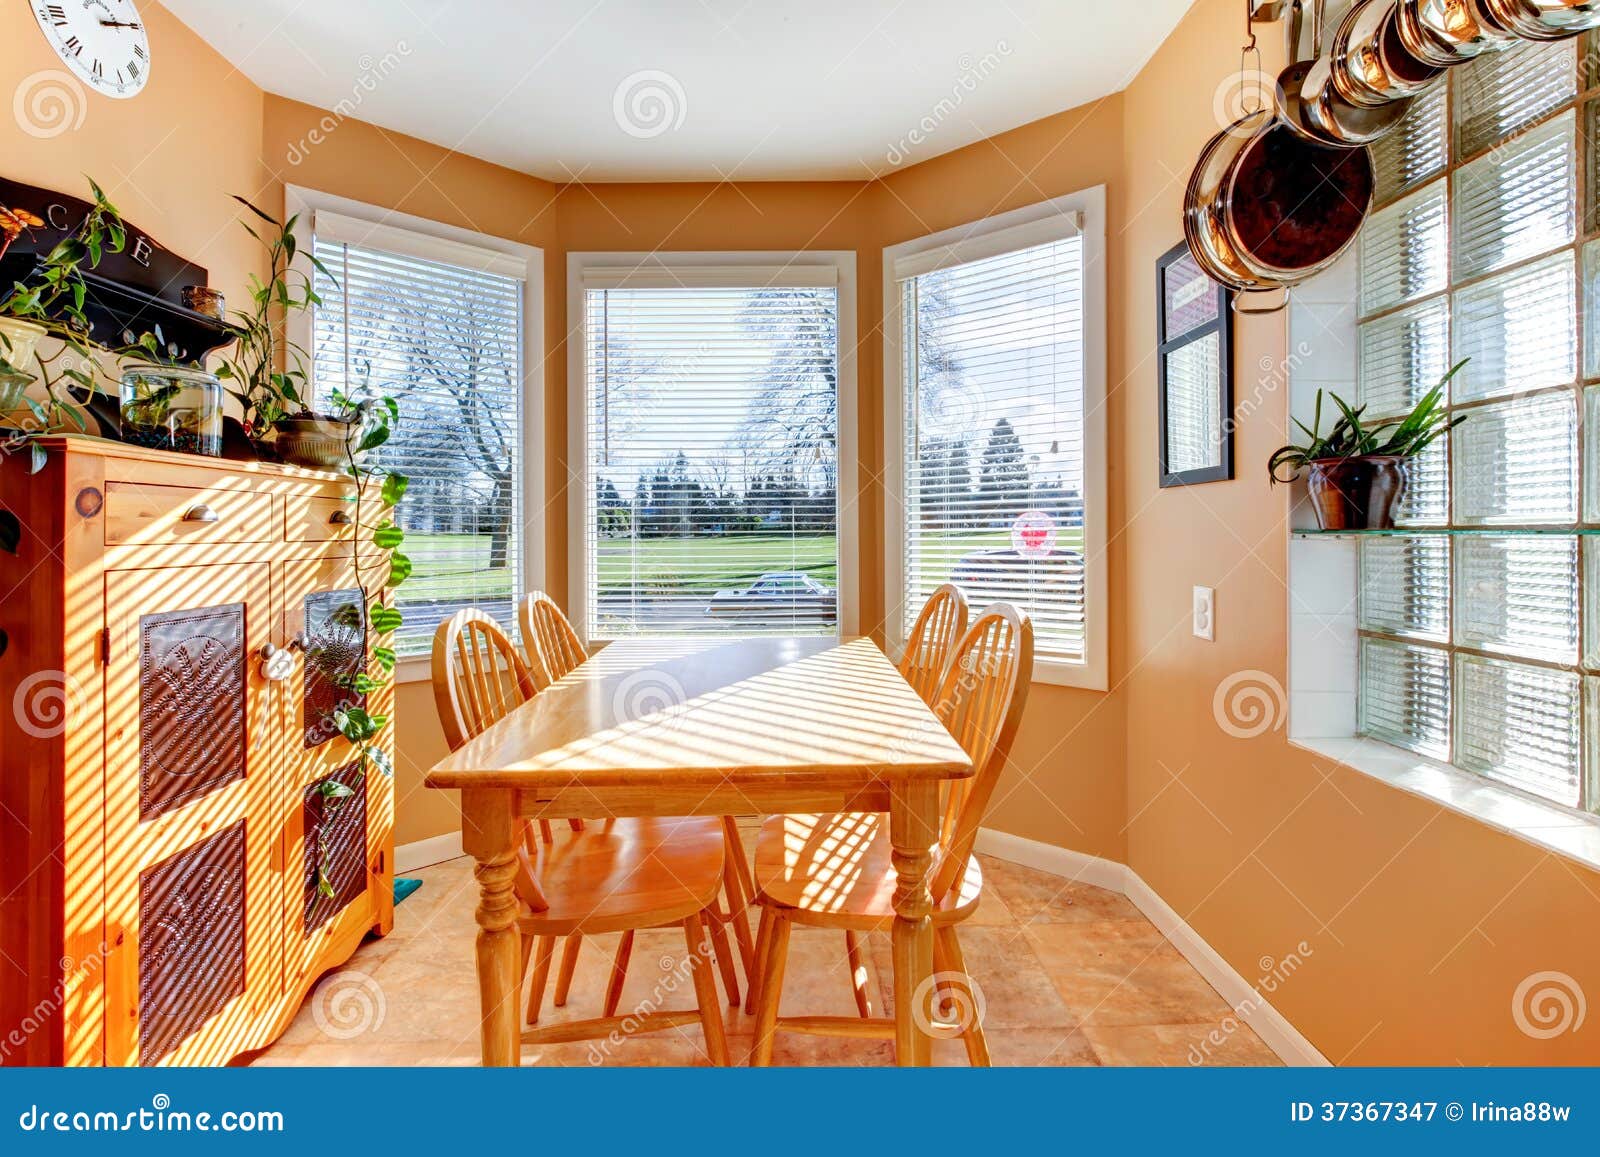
left=119, top=363, right=224, bottom=457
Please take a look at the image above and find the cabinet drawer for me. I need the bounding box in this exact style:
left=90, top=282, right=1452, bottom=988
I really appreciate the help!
left=103, top=482, right=276, bottom=546
left=286, top=494, right=359, bottom=542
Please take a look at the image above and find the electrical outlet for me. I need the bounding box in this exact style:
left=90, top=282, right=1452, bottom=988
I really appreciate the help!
left=1193, top=586, right=1215, bottom=641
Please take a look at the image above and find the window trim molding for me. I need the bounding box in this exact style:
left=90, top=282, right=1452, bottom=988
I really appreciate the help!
left=564, top=249, right=860, bottom=646
left=881, top=187, right=1109, bottom=690
left=284, top=185, right=545, bottom=684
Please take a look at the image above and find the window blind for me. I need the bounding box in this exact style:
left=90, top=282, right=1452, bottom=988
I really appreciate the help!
left=580, top=283, right=840, bottom=639
left=898, top=235, right=1086, bottom=666
left=1355, top=33, right=1600, bottom=813
left=310, top=237, right=525, bottom=656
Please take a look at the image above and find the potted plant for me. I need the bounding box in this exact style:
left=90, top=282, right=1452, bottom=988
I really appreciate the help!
left=1268, top=361, right=1466, bottom=531
left=212, top=196, right=381, bottom=469
left=209, top=198, right=411, bottom=781
left=0, top=180, right=125, bottom=421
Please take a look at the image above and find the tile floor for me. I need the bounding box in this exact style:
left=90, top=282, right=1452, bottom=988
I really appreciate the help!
left=252, top=840, right=1280, bottom=1067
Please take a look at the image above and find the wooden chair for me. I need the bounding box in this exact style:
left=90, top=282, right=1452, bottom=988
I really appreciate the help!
left=898, top=584, right=969, bottom=706
left=431, top=609, right=732, bottom=1063
left=518, top=590, right=588, bottom=690
left=745, top=584, right=969, bottom=1020
left=747, top=604, right=1034, bottom=1066
left=517, top=592, right=761, bottom=1017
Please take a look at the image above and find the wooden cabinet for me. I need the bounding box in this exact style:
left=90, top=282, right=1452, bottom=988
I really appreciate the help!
left=0, top=438, right=394, bottom=1066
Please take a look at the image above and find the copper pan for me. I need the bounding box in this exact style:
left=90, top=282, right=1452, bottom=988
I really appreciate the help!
left=1183, top=107, right=1375, bottom=309
left=1394, top=0, right=1515, bottom=65
left=1331, top=0, right=1448, bottom=107
left=1478, top=0, right=1600, bottom=39
left=1279, top=0, right=1417, bottom=146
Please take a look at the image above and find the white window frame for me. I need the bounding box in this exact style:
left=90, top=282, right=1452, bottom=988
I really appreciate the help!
left=284, top=185, right=545, bottom=684
left=882, top=187, right=1108, bottom=690
left=565, top=250, right=859, bottom=646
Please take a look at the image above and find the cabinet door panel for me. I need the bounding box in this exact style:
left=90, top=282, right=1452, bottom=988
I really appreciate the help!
left=280, top=557, right=391, bottom=985
left=138, top=603, right=248, bottom=821
left=102, top=563, right=279, bottom=1067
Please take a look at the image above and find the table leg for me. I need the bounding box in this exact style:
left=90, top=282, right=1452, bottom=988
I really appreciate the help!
left=462, top=788, right=521, bottom=1067
left=888, top=780, right=939, bottom=1067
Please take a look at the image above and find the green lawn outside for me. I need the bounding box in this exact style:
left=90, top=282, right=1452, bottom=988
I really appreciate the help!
left=397, top=528, right=1085, bottom=604
left=596, top=534, right=839, bottom=591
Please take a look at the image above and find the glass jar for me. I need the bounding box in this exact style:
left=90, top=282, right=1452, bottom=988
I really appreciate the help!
left=119, top=363, right=224, bottom=457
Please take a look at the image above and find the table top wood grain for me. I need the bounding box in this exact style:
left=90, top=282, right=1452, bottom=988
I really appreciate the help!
left=424, top=636, right=973, bottom=790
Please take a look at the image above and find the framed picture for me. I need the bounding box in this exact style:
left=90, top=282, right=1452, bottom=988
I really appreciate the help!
left=1156, top=240, right=1233, bottom=487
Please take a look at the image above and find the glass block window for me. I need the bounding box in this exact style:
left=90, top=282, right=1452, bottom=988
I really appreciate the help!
left=1355, top=35, right=1600, bottom=813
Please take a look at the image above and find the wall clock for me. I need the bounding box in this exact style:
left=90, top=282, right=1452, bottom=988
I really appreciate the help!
left=30, top=0, right=150, bottom=100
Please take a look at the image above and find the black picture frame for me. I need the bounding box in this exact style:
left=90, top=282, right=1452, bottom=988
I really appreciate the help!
left=1156, top=240, right=1234, bottom=488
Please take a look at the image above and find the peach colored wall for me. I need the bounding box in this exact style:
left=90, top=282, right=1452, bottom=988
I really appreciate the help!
left=1113, top=0, right=1600, bottom=1063
left=261, top=96, right=565, bottom=847
left=2, top=3, right=268, bottom=317
left=17, top=0, right=1600, bottom=1063
left=875, top=99, right=1131, bottom=860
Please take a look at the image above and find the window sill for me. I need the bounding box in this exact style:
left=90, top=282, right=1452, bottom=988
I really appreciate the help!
left=1289, top=735, right=1600, bottom=872
left=395, top=655, right=432, bottom=685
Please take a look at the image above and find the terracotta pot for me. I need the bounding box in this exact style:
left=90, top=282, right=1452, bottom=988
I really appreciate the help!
left=1307, top=455, right=1409, bottom=530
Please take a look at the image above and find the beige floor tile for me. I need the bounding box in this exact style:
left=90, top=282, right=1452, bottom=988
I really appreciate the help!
left=1082, top=1023, right=1283, bottom=1067
left=250, top=854, right=1278, bottom=1068
left=981, top=856, right=1146, bottom=925
left=1024, top=921, right=1238, bottom=1027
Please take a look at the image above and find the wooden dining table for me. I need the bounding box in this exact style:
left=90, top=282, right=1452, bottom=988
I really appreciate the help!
left=424, top=634, right=974, bottom=1066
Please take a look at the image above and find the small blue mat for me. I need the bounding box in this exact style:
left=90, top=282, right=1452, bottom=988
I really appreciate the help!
left=393, top=878, right=423, bottom=906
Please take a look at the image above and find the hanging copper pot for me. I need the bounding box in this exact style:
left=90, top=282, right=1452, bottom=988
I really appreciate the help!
left=1478, top=0, right=1600, bottom=39
left=1183, top=106, right=1375, bottom=308
left=1279, top=0, right=1418, bottom=147
left=1395, top=0, right=1515, bottom=64
left=1332, top=0, right=1448, bottom=107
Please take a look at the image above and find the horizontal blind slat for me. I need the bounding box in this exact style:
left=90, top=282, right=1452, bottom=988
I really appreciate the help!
left=312, top=235, right=525, bottom=655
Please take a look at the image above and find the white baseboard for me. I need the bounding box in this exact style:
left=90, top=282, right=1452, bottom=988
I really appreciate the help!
left=394, top=832, right=463, bottom=874
left=974, top=828, right=1129, bottom=892
left=975, top=827, right=1329, bottom=1067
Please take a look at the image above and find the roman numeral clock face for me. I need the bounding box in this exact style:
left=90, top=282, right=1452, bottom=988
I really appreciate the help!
left=31, top=0, right=150, bottom=99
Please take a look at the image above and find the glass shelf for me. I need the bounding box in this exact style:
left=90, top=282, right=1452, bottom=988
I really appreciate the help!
left=1292, top=527, right=1600, bottom=537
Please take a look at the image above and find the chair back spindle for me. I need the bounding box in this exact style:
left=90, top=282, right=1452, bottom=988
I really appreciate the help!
left=899, top=584, right=969, bottom=706
left=519, top=591, right=588, bottom=690
left=928, top=604, right=1033, bottom=903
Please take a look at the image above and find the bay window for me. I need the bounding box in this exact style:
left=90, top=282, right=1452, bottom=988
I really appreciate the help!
left=1348, top=35, right=1600, bottom=813
left=568, top=254, right=857, bottom=643
left=883, top=189, right=1108, bottom=689
left=290, top=188, right=542, bottom=661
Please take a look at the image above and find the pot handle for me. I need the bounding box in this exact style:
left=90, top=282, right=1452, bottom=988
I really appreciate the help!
left=1234, top=287, right=1289, bottom=314
left=1286, top=0, right=1325, bottom=63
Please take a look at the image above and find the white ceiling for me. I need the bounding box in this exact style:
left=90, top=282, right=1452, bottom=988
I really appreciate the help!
left=163, top=0, right=1196, bottom=182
